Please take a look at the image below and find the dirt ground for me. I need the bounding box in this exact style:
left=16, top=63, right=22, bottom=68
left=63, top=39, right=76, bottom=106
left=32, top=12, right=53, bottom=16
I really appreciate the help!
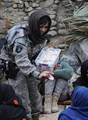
left=39, top=105, right=65, bottom=120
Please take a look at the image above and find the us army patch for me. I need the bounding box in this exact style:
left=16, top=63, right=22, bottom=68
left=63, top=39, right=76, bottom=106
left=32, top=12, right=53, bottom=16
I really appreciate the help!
left=16, top=45, right=23, bottom=53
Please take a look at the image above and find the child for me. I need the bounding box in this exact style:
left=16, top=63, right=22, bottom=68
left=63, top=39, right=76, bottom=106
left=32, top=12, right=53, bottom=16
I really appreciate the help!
left=0, top=84, right=27, bottom=120
left=59, top=86, right=88, bottom=120
left=44, top=60, right=73, bottom=113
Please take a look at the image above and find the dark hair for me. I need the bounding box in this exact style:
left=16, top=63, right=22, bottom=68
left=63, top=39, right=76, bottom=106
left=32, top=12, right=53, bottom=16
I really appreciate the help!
left=39, top=16, right=51, bottom=26
left=73, top=60, right=88, bottom=87
left=27, top=9, right=51, bottom=46
left=38, top=15, right=51, bottom=36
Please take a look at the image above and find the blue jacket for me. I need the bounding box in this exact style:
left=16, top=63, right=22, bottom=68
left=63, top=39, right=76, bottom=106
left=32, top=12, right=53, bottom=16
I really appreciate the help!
left=59, top=86, right=88, bottom=120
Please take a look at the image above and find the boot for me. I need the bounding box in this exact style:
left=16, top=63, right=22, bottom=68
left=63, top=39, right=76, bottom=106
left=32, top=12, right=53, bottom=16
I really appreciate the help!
left=32, top=114, right=39, bottom=120
left=51, top=95, right=59, bottom=113
left=44, top=95, right=52, bottom=114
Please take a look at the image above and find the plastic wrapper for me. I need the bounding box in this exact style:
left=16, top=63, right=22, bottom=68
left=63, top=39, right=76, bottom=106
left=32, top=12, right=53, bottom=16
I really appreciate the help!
left=35, top=47, right=61, bottom=72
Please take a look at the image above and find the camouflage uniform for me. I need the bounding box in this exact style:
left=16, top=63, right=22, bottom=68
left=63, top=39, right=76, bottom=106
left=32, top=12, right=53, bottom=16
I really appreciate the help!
left=0, top=9, right=52, bottom=118
left=0, top=23, right=49, bottom=118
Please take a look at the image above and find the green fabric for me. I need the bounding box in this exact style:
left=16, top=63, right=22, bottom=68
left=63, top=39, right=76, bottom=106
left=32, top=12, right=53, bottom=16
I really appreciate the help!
left=54, top=61, right=73, bottom=80
left=74, top=5, right=88, bottom=19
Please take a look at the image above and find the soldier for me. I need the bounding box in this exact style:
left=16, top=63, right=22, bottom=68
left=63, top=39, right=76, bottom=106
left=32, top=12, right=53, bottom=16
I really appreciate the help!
left=0, top=9, right=51, bottom=120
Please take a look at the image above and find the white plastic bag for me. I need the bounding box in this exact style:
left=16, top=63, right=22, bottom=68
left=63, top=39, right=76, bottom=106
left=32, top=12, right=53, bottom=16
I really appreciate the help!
left=35, top=47, right=61, bottom=71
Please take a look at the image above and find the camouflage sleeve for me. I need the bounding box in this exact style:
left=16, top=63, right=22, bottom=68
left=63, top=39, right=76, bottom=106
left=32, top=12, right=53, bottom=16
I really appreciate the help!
left=13, top=37, right=40, bottom=77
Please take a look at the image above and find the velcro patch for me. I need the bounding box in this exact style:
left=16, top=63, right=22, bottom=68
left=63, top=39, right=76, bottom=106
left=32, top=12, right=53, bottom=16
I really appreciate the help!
left=16, top=45, right=23, bottom=53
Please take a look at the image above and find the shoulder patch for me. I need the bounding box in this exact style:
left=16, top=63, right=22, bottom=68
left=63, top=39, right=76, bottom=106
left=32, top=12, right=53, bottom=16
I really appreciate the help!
left=16, top=45, right=23, bottom=53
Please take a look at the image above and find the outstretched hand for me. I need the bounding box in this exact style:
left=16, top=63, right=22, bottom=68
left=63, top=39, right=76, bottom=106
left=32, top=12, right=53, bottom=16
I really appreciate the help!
left=39, top=71, right=53, bottom=79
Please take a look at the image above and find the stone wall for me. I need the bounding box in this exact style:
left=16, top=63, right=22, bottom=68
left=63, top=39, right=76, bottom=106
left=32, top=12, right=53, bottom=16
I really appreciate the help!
left=0, top=0, right=74, bottom=37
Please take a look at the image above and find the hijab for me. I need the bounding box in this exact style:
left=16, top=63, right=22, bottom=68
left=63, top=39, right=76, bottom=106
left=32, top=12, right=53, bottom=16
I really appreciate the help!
left=59, top=86, right=88, bottom=120
left=27, top=9, right=51, bottom=46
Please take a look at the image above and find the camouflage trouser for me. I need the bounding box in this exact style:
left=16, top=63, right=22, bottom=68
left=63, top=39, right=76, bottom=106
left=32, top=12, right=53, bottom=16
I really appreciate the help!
left=27, top=76, right=42, bottom=115
left=45, top=79, right=69, bottom=101
left=3, top=71, right=31, bottom=118
left=3, top=71, right=43, bottom=117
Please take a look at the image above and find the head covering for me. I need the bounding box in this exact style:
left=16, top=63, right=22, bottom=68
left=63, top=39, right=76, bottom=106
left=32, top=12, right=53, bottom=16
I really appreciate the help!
left=0, top=84, right=16, bottom=103
left=59, top=86, right=88, bottom=120
left=0, top=84, right=27, bottom=120
left=73, top=60, right=88, bottom=87
left=28, top=9, right=51, bottom=45
left=0, top=84, right=21, bottom=105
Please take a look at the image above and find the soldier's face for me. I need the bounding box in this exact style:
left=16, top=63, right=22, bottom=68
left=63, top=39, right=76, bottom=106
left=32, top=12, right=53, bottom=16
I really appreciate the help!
left=39, top=23, right=49, bottom=35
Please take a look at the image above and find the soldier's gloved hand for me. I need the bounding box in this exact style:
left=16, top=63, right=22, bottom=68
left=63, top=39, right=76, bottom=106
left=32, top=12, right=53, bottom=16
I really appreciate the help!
left=39, top=71, right=51, bottom=79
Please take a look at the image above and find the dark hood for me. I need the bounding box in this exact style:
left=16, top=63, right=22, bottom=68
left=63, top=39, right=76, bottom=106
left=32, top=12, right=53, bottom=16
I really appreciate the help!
left=28, top=9, right=51, bottom=46
left=73, top=60, right=88, bottom=87
left=0, top=84, right=15, bottom=103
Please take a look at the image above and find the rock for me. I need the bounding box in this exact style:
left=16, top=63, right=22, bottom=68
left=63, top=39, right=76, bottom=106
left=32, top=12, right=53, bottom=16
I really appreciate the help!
left=51, top=4, right=58, bottom=10
left=50, top=27, right=57, bottom=31
left=55, top=0, right=60, bottom=4
left=28, top=10, right=35, bottom=16
left=40, top=0, right=54, bottom=7
left=14, top=0, right=20, bottom=4
left=58, top=23, right=65, bottom=29
left=25, top=7, right=33, bottom=12
left=58, top=44, right=68, bottom=49
left=0, top=0, right=75, bottom=38
left=23, top=16, right=28, bottom=21
left=52, top=20, right=57, bottom=26
left=18, top=3, right=24, bottom=9
left=47, top=10, right=56, bottom=15
left=48, top=30, right=57, bottom=37
left=58, top=29, right=67, bottom=35
left=32, top=3, right=39, bottom=8
left=24, top=2, right=29, bottom=8
left=13, top=4, right=18, bottom=9
left=50, top=14, right=56, bottom=19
